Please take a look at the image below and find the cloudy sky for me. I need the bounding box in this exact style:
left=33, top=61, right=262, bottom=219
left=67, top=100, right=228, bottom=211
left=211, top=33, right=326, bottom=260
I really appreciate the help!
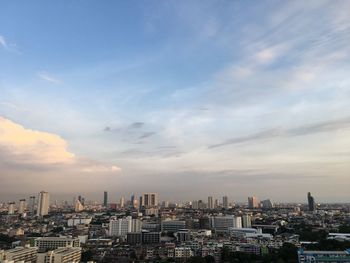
left=1, top=1, right=350, bottom=203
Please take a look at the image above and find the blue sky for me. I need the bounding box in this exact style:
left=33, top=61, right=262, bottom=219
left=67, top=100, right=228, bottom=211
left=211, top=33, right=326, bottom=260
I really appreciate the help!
left=1, top=1, right=350, bottom=202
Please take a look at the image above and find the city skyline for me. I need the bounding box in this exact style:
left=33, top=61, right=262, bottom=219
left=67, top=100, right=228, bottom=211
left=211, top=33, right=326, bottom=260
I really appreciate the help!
left=1, top=1, right=350, bottom=202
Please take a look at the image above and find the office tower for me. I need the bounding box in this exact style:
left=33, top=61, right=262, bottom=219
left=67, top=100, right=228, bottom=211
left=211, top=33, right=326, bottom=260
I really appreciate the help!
left=208, top=196, right=214, bottom=209
left=248, top=196, right=259, bottom=208
left=161, top=220, right=186, bottom=232
left=18, top=199, right=26, bottom=214
left=37, top=191, right=50, bottom=216
left=141, top=193, right=158, bottom=207
left=214, top=199, right=219, bottom=208
left=75, top=199, right=84, bottom=212
left=242, top=214, right=252, bottom=228
left=131, top=194, right=135, bottom=208
left=235, top=216, right=242, bottom=228
left=120, top=196, right=125, bottom=208
left=210, top=215, right=235, bottom=232
left=223, top=196, right=228, bottom=209
left=8, top=202, right=15, bottom=214
left=261, top=199, right=274, bottom=209
left=192, top=200, right=199, bottom=209
left=103, top=191, right=108, bottom=207
left=29, top=196, right=35, bottom=215
left=307, top=192, right=316, bottom=211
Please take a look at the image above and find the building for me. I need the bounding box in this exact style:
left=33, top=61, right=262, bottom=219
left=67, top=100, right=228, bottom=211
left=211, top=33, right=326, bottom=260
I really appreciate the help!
left=103, top=191, right=108, bottom=207
left=74, top=199, right=84, bottom=212
left=235, top=216, right=242, bottom=228
left=126, top=231, right=161, bottom=244
left=141, top=193, right=158, bottom=207
left=37, top=247, right=81, bottom=263
left=248, top=196, right=259, bottom=208
left=176, top=229, right=191, bottom=242
left=37, top=191, right=50, bottom=216
left=161, top=220, right=186, bottom=233
left=307, top=192, right=316, bottom=211
left=223, top=196, right=228, bottom=209
left=109, top=217, right=141, bottom=236
left=34, top=237, right=80, bottom=251
left=208, top=196, right=214, bottom=209
left=210, top=215, right=235, bottom=232
left=29, top=196, right=36, bottom=215
left=18, top=199, right=26, bottom=214
left=120, top=196, right=125, bottom=208
left=7, top=202, right=15, bottom=215
left=0, top=247, right=38, bottom=263
left=261, top=199, right=274, bottom=209
left=67, top=216, right=92, bottom=227
left=298, top=249, right=350, bottom=263
left=242, top=214, right=252, bottom=228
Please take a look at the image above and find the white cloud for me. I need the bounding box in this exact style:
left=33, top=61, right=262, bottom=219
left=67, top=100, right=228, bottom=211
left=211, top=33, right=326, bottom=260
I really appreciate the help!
left=0, top=35, right=7, bottom=48
left=38, top=71, right=61, bottom=84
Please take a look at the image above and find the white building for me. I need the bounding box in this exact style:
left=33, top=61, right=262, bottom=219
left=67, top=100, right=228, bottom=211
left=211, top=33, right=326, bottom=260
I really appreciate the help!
left=37, top=191, right=50, bottom=216
left=109, top=217, right=141, bottom=236
left=242, top=214, right=252, bottom=228
left=35, top=237, right=80, bottom=251
left=37, top=247, right=81, bottom=263
left=74, top=199, right=84, bottom=212
left=7, top=202, right=15, bottom=215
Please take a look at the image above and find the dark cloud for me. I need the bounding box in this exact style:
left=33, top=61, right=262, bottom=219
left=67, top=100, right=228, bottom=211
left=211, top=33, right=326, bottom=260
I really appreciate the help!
left=129, top=122, right=144, bottom=129
left=138, top=132, right=156, bottom=139
left=209, top=116, right=350, bottom=149
left=104, top=126, right=111, bottom=131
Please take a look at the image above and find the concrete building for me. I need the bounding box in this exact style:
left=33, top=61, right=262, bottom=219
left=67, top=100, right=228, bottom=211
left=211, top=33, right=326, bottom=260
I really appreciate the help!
left=74, top=199, right=84, bottom=212
left=7, top=202, right=15, bottom=215
left=235, top=216, right=242, bottom=228
left=208, top=196, right=214, bottom=209
left=37, top=247, right=81, bottom=263
left=298, top=249, right=350, bottom=263
left=34, top=237, right=80, bottom=251
left=307, top=192, right=316, bottom=211
left=141, top=193, right=158, bottom=207
left=248, top=196, right=259, bottom=208
left=261, top=199, right=274, bottom=209
left=109, top=217, right=141, bottom=237
left=29, top=196, right=35, bottom=215
left=161, top=220, right=186, bottom=233
left=37, top=191, right=49, bottom=216
left=242, top=214, right=252, bottom=228
left=223, top=196, right=228, bottom=209
left=0, top=247, right=38, bottom=263
left=210, top=215, right=235, bottom=232
left=18, top=199, right=26, bottom=214
left=103, top=191, right=108, bottom=207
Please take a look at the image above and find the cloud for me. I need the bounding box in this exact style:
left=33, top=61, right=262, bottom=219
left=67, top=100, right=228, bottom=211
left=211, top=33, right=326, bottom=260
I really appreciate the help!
left=0, top=116, right=119, bottom=173
left=209, top=116, right=350, bottom=148
left=0, top=35, right=7, bottom=48
left=138, top=132, right=156, bottom=139
left=38, top=71, right=61, bottom=84
left=129, top=122, right=144, bottom=129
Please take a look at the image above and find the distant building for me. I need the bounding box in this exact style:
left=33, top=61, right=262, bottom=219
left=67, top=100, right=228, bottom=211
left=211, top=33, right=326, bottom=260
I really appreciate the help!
left=29, top=196, right=36, bottom=215
left=210, top=215, right=235, bottom=232
left=208, top=196, right=214, bottom=209
left=307, top=192, right=316, bottom=211
left=120, top=196, right=125, bottom=208
left=74, top=199, right=84, bottom=212
left=18, top=199, right=26, bottom=214
left=37, top=191, right=49, bottom=216
left=242, top=214, right=252, bottom=228
left=223, top=196, right=229, bottom=209
left=248, top=196, right=259, bottom=208
left=298, top=248, right=350, bottom=263
left=109, top=217, right=141, bottom=236
left=141, top=193, right=158, bottom=207
left=161, top=220, right=186, bottom=233
left=35, top=237, right=80, bottom=251
left=8, top=202, right=15, bottom=215
left=261, top=199, right=274, bottom=209
left=103, top=191, right=108, bottom=207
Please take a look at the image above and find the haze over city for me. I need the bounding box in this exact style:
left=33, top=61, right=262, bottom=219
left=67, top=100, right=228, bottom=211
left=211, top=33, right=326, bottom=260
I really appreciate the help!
left=1, top=0, right=350, bottom=202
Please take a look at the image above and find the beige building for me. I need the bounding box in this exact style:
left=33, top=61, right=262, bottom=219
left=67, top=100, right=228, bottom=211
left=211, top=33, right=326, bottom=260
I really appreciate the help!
left=37, top=191, right=50, bottom=216
left=37, top=247, right=81, bottom=263
left=34, top=237, right=80, bottom=251
left=0, top=247, right=38, bottom=263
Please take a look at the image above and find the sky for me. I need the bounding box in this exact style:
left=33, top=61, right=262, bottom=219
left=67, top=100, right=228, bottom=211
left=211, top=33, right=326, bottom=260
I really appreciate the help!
left=1, top=0, right=350, bottom=203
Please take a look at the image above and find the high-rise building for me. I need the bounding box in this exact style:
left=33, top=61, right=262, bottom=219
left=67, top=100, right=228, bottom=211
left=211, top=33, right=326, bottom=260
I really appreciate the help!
left=248, top=196, right=259, bottom=208
left=8, top=202, right=15, bottom=214
left=235, top=216, right=242, bottom=228
left=242, top=214, right=252, bottom=228
left=29, top=196, right=35, bottom=215
left=208, top=196, right=214, bottom=209
left=18, top=199, right=26, bottom=214
left=120, top=196, right=125, bottom=208
left=261, top=199, right=274, bottom=209
left=141, top=193, right=158, bottom=207
left=307, top=192, right=316, bottom=211
left=37, top=191, right=50, bottom=216
left=223, top=196, right=228, bottom=209
left=74, top=199, right=84, bottom=212
left=109, top=217, right=141, bottom=236
left=103, top=191, right=108, bottom=207
left=210, top=215, right=235, bottom=232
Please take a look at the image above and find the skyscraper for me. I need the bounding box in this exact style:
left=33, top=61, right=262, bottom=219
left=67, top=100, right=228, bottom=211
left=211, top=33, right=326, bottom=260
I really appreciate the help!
left=248, top=196, right=259, bottom=208
left=18, top=199, right=26, bottom=214
left=223, top=196, right=228, bottom=209
left=208, top=196, right=214, bottom=209
left=37, top=191, right=49, bottom=216
left=8, top=202, right=15, bottom=214
left=307, top=192, right=316, bottom=211
left=120, top=196, right=125, bottom=208
left=29, top=196, right=35, bottom=215
left=141, top=193, right=158, bottom=207
left=103, top=191, right=108, bottom=207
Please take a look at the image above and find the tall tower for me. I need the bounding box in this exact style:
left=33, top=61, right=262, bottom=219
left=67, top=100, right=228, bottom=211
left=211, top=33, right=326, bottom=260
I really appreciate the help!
left=307, top=192, right=315, bottom=211
left=37, top=191, right=50, bottom=216
left=223, top=196, right=228, bottom=209
left=141, top=193, right=158, bottom=207
left=103, top=191, right=108, bottom=207
left=248, top=196, right=259, bottom=208
left=18, top=199, right=26, bottom=214
left=29, top=196, right=36, bottom=215
left=120, top=196, right=125, bottom=208
left=208, top=196, right=214, bottom=209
